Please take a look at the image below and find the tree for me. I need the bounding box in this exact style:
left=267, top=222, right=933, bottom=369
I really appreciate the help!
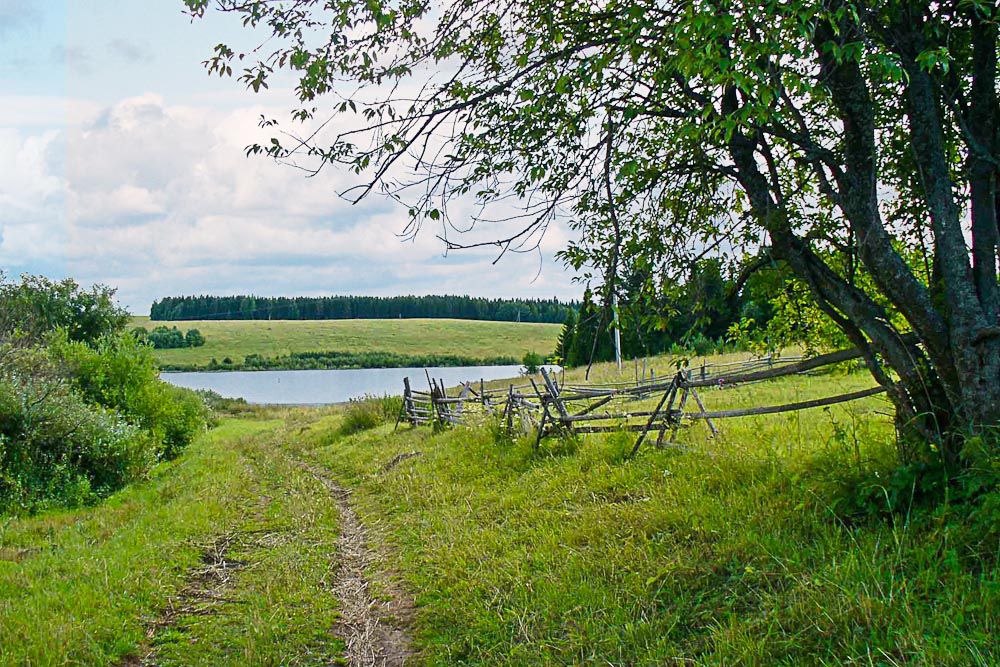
left=556, top=311, right=577, bottom=363
left=185, top=329, right=206, bottom=347
left=185, top=0, right=999, bottom=464
left=0, top=273, right=129, bottom=345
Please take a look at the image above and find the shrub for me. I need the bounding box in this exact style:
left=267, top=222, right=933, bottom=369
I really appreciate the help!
left=148, top=325, right=187, bottom=349
left=0, top=273, right=129, bottom=345
left=340, top=394, right=402, bottom=435
left=50, top=331, right=208, bottom=460
left=184, top=328, right=205, bottom=347
left=522, top=351, right=545, bottom=374
left=0, top=351, right=157, bottom=512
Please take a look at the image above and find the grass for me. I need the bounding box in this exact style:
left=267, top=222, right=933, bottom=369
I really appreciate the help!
left=2, top=351, right=996, bottom=665
left=306, top=356, right=997, bottom=665
left=0, top=415, right=348, bottom=666
left=132, top=316, right=559, bottom=369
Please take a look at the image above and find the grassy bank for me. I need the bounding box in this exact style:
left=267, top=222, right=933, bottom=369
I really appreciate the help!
left=3, top=353, right=996, bottom=664
left=133, top=317, right=559, bottom=370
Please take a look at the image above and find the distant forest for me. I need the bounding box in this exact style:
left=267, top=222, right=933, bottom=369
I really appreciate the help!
left=150, top=294, right=577, bottom=323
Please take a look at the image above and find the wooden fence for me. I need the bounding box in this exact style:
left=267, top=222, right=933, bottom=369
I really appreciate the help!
left=398, top=344, right=887, bottom=456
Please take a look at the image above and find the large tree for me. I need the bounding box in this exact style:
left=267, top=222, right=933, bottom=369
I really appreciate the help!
left=185, top=0, right=999, bottom=461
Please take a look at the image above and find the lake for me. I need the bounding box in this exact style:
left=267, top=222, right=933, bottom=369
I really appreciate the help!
left=161, top=365, right=524, bottom=405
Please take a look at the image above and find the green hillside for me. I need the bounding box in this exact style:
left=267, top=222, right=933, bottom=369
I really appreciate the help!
left=132, top=317, right=560, bottom=369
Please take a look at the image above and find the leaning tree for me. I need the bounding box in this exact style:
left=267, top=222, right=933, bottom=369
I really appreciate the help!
left=184, top=0, right=999, bottom=461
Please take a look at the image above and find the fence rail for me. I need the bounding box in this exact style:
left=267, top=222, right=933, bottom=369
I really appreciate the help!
left=397, top=345, right=888, bottom=456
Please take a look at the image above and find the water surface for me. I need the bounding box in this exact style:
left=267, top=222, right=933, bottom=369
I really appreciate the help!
left=161, top=365, right=523, bottom=405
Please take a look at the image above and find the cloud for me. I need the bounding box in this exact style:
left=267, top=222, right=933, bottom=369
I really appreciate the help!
left=1, top=93, right=579, bottom=312
left=0, top=96, right=101, bottom=128
left=107, top=38, right=153, bottom=64
left=51, top=44, right=92, bottom=76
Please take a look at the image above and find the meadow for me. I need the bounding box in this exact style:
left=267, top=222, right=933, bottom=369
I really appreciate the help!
left=1, top=352, right=996, bottom=665
left=132, top=316, right=560, bottom=369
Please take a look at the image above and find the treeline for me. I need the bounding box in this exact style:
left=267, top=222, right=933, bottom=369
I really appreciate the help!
left=556, top=259, right=779, bottom=366
left=150, top=294, right=576, bottom=323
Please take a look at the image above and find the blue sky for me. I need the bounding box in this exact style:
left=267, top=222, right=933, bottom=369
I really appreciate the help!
left=0, top=0, right=577, bottom=313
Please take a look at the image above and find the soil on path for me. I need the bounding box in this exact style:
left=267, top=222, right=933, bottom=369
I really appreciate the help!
left=304, top=463, right=416, bottom=667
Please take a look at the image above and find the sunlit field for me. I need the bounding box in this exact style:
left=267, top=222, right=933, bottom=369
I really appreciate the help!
left=131, top=316, right=560, bottom=368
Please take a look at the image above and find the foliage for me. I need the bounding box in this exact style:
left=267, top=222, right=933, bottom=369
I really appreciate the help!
left=133, top=325, right=207, bottom=349
left=184, top=0, right=1000, bottom=461
left=521, top=351, right=545, bottom=374
left=193, top=389, right=254, bottom=417
left=184, top=328, right=206, bottom=347
left=560, top=259, right=753, bottom=366
left=0, top=346, right=157, bottom=512
left=339, top=394, right=403, bottom=435
left=151, top=294, right=577, bottom=324
left=51, top=333, right=210, bottom=460
left=0, top=275, right=210, bottom=513
left=164, top=350, right=521, bottom=372
left=0, top=272, right=129, bottom=345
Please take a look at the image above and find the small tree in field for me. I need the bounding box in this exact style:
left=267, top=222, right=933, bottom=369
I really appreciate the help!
left=184, top=0, right=999, bottom=469
left=185, top=329, right=206, bottom=348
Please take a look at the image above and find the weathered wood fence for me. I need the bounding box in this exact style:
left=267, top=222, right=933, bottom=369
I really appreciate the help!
left=398, top=344, right=887, bottom=456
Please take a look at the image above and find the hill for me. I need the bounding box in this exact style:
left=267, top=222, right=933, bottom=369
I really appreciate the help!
left=132, top=317, right=560, bottom=370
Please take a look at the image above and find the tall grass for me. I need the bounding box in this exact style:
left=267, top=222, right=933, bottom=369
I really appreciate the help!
left=307, top=366, right=997, bottom=665
left=339, top=394, right=404, bottom=436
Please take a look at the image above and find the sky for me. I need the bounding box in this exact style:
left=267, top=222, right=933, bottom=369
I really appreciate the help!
left=0, top=0, right=579, bottom=314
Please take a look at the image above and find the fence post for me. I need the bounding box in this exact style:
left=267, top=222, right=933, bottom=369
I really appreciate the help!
left=630, top=375, right=679, bottom=457
left=541, top=367, right=574, bottom=436
left=396, top=376, right=413, bottom=430
left=506, top=384, right=515, bottom=434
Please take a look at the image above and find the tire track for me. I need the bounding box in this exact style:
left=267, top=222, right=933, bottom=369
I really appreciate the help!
left=301, top=462, right=415, bottom=667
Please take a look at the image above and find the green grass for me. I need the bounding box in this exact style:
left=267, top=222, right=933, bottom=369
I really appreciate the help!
left=0, top=415, right=347, bottom=666
left=2, top=351, right=996, bottom=665
left=306, top=357, right=997, bottom=665
left=132, top=316, right=559, bottom=369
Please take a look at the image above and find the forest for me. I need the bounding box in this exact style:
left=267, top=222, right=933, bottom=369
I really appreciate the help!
left=150, top=294, right=576, bottom=323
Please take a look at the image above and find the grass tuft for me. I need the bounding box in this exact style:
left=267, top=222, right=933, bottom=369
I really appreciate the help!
left=339, top=394, right=403, bottom=436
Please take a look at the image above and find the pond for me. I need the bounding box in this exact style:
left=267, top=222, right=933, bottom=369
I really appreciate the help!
left=160, top=365, right=525, bottom=405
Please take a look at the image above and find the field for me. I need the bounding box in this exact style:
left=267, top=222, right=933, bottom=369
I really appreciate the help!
left=132, top=316, right=560, bottom=368
left=1, top=353, right=996, bottom=665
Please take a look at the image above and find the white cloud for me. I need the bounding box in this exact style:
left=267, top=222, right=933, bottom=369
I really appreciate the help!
left=1, top=92, right=580, bottom=311
left=0, top=96, right=101, bottom=128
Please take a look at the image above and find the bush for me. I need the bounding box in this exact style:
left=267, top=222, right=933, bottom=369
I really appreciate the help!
left=185, top=328, right=205, bottom=347
left=340, top=394, right=403, bottom=435
left=148, top=326, right=186, bottom=349
left=0, top=273, right=210, bottom=514
left=522, top=351, right=545, bottom=374
left=143, top=326, right=206, bottom=349
left=0, top=273, right=129, bottom=345
left=51, top=331, right=209, bottom=460
left=0, top=350, right=157, bottom=512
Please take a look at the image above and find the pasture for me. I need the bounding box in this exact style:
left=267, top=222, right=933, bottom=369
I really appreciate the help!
left=132, top=316, right=560, bottom=368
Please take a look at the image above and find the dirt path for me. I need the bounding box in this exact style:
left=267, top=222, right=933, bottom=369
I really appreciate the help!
left=303, top=463, right=416, bottom=667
